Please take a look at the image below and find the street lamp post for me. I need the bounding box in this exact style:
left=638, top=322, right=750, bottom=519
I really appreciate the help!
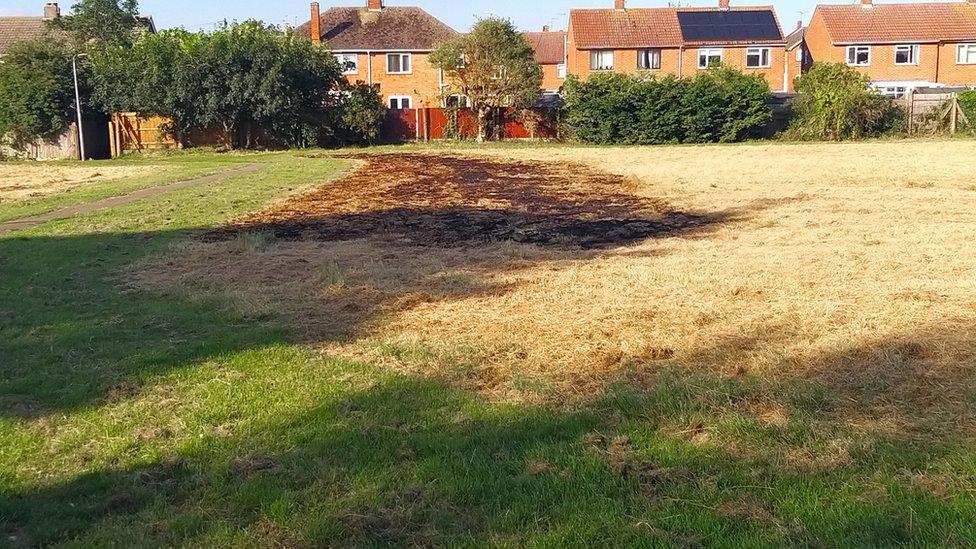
left=72, top=54, right=87, bottom=161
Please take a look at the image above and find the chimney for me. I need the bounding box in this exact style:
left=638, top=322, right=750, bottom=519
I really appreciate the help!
left=367, top=0, right=383, bottom=11
left=543, top=25, right=550, bottom=32
left=615, top=0, right=626, bottom=10
left=796, top=20, right=802, bottom=29
left=310, top=2, right=321, bottom=45
left=42, top=2, right=60, bottom=20
left=861, top=0, right=873, bottom=7
left=719, top=0, right=730, bottom=9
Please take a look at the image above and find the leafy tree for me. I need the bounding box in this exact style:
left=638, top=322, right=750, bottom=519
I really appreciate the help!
left=92, top=22, right=348, bottom=149
left=787, top=62, right=903, bottom=140
left=54, top=0, right=142, bottom=48
left=0, top=39, right=83, bottom=152
left=430, top=17, right=542, bottom=142
left=335, top=83, right=387, bottom=145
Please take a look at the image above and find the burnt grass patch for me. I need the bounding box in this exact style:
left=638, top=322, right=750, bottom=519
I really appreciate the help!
left=209, top=154, right=723, bottom=249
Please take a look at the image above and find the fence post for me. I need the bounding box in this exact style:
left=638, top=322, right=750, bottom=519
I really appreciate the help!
left=950, top=95, right=959, bottom=134
left=907, top=89, right=916, bottom=135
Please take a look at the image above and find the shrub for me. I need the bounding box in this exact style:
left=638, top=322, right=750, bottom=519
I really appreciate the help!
left=0, top=39, right=83, bottom=152
left=562, top=67, right=771, bottom=145
left=334, top=83, right=386, bottom=146
left=960, top=91, right=976, bottom=133
left=92, top=22, right=346, bottom=149
left=786, top=62, right=903, bottom=140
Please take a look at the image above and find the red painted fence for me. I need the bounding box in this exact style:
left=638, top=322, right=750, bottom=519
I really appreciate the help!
left=381, top=107, right=560, bottom=143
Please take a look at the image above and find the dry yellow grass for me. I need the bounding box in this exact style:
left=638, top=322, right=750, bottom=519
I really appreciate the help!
left=0, top=164, right=155, bottom=203
left=131, top=141, right=976, bottom=427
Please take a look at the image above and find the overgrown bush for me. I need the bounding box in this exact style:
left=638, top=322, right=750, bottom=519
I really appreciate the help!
left=786, top=62, right=903, bottom=140
left=333, top=83, right=386, bottom=146
left=92, top=22, right=349, bottom=149
left=0, top=39, right=84, bottom=152
left=960, top=91, right=976, bottom=133
left=562, top=67, right=772, bottom=145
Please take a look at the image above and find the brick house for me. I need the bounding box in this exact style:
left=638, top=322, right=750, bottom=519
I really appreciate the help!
left=523, top=28, right=568, bottom=92
left=804, top=0, right=976, bottom=96
left=298, top=0, right=457, bottom=109
left=567, top=0, right=793, bottom=92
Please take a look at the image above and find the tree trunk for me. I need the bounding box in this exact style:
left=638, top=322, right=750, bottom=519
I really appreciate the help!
left=476, top=106, right=491, bottom=143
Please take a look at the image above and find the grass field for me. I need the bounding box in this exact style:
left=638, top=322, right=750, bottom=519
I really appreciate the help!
left=2, top=141, right=976, bottom=546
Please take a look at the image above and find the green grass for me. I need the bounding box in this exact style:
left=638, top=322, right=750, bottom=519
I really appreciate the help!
left=1, top=150, right=975, bottom=547
left=0, top=151, right=268, bottom=223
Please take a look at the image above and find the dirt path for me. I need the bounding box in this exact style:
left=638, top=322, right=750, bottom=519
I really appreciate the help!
left=0, top=163, right=266, bottom=236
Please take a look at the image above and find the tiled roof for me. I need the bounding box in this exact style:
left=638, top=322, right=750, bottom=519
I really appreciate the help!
left=0, top=17, right=59, bottom=55
left=523, top=31, right=566, bottom=64
left=786, top=25, right=805, bottom=50
left=569, top=6, right=784, bottom=49
left=815, top=2, right=976, bottom=44
left=296, top=6, right=457, bottom=51
left=0, top=14, right=154, bottom=56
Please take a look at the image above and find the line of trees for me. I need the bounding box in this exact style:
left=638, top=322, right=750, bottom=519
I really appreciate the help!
left=0, top=0, right=387, bottom=154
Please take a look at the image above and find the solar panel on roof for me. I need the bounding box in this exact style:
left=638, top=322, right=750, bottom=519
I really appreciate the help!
left=677, top=11, right=782, bottom=42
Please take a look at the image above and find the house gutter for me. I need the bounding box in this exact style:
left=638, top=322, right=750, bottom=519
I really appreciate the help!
left=678, top=46, right=684, bottom=78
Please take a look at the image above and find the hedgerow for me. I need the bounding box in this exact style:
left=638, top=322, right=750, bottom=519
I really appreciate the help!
left=562, top=67, right=772, bottom=145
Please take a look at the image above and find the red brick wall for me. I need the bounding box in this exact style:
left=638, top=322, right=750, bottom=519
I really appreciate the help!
left=805, top=9, right=976, bottom=86
left=338, top=51, right=445, bottom=107
left=567, top=41, right=792, bottom=91
left=541, top=63, right=564, bottom=92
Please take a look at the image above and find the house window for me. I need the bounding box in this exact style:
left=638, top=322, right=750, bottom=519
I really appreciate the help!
left=846, top=45, right=871, bottom=66
left=335, top=53, right=358, bottom=75
left=698, top=48, right=723, bottom=69
left=590, top=50, right=614, bottom=71
left=444, top=95, right=470, bottom=108
left=387, top=53, right=412, bottom=74
left=878, top=86, right=909, bottom=99
left=557, top=63, right=567, bottom=79
left=638, top=49, right=661, bottom=70
left=894, top=45, right=919, bottom=65
left=388, top=96, right=412, bottom=109
left=745, top=47, right=771, bottom=68
left=957, top=44, right=976, bottom=65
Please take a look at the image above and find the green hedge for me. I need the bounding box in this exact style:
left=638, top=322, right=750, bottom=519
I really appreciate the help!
left=960, top=91, right=976, bottom=132
left=562, top=67, right=772, bottom=145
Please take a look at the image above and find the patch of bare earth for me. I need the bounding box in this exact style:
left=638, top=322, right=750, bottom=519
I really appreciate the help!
left=0, top=165, right=156, bottom=203
left=128, top=145, right=976, bottom=435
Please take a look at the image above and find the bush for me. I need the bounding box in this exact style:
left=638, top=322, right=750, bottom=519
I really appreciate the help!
left=0, top=39, right=84, bottom=152
left=92, top=22, right=346, bottom=149
left=786, top=62, right=903, bottom=140
left=334, top=83, right=386, bottom=146
left=960, top=91, right=976, bottom=133
left=562, top=67, right=772, bottom=145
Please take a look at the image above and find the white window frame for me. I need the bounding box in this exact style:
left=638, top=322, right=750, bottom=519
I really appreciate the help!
left=894, top=44, right=919, bottom=66
left=386, top=53, right=412, bottom=74
left=745, top=47, right=771, bottom=68
left=334, top=53, right=359, bottom=75
left=387, top=95, right=412, bottom=109
left=590, top=50, right=614, bottom=71
left=957, top=44, right=976, bottom=65
left=846, top=45, right=871, bottom=66
left=557, top=63, right=567, bottom=79
left=443, top=94, right=470, bottom=108
left=697, top=48, right=723, bottom=69
left=638, top=48, right=662, bottom=70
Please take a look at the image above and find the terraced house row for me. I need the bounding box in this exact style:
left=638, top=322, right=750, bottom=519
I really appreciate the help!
left=291, top=0, right=976, bottom=107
